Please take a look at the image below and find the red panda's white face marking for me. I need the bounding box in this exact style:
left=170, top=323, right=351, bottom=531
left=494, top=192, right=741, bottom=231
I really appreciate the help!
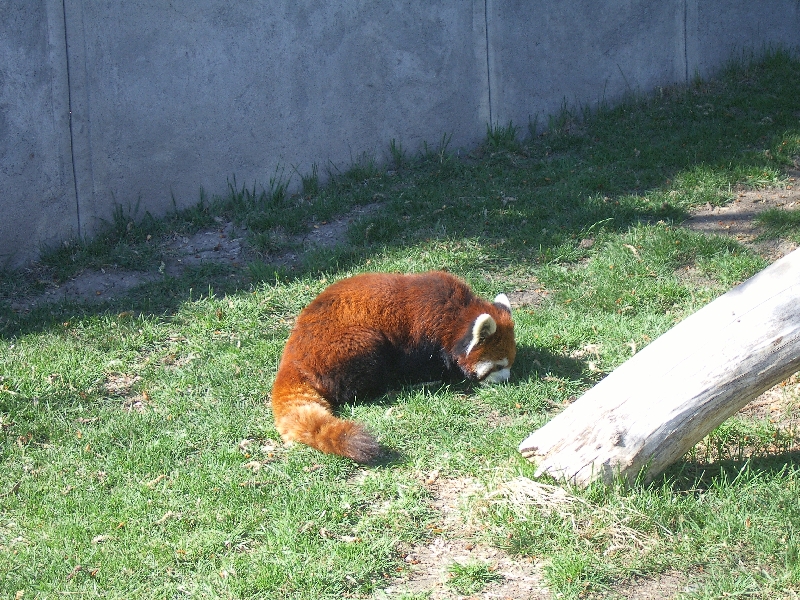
left=486, top=293, right=514, bottom=382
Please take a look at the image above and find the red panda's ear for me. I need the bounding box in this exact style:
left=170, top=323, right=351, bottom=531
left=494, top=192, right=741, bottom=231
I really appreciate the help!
left=466, top=313, right=497, bottom=355
left=493, top=293, right=511, bottom=312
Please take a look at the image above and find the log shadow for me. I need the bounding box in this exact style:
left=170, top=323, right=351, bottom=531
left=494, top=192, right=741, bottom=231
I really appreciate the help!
left=659, top=451, right=800, bottom=494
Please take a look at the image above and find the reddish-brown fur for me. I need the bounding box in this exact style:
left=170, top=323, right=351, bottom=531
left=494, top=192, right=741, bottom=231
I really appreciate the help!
left=270, top=271, right=516, bottom=462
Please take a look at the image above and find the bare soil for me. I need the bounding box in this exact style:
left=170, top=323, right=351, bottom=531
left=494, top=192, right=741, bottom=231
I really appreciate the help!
left=8, top=204, right=382, bottom=313
left=681, top=169, right=800, bottom=261
left=378, top=476, right=549, bottom=600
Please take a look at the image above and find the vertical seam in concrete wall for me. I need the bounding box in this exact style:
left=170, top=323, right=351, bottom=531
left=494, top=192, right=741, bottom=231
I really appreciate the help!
left=684, top=0, right=699, bottom=81
left=63, top=0, right=95, bottom=239
left=45, top=0, right=79, bottom=250
left=682, top=0, right=689, bottom=83
left=61, top=0, right=81, bottom=238
left=484, top=0, right=493, bottom=126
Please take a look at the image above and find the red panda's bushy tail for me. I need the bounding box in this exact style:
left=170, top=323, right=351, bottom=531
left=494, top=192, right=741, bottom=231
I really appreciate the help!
left=271, top=384, right=380, bottom=464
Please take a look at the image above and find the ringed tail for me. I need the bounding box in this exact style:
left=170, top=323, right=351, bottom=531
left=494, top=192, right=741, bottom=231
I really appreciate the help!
left=271, top=383, right=380, bottom=463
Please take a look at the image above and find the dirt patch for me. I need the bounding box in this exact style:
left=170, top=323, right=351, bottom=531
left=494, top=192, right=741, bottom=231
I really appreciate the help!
left=268, top=202, right=383, bottom=268
left=8, top=204, right=383, bottom=312
left=614, top=571, right=693, bottom=600
left=7, top=219, right=249, bottom=313
left=690, top=373, right=800, bottom=462
left=505, top=274, right=551, bottom=310
left=507, top=287, right=549, bottom=310
left=737, top=373, right=800, bottom=426
left=681, top=168, right=799, bottom=261
left=160, top=217, right=251, bottom=276
left=378, top=476, right=550, bottom=600
left=387, top=477, right=700, bottom=599
left=9, top=269, right=162, bottom=311
left=103, top=372, right=151, bottom=412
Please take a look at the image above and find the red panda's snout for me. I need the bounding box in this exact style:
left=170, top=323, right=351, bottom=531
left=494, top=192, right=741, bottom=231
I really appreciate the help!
left=476, top=357, right=512, bottom=383
left=468, top=336, right=515, bottom=382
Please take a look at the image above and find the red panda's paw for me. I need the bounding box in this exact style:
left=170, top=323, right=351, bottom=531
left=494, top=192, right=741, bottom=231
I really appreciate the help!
left=338, top=423, right=381, bottom=464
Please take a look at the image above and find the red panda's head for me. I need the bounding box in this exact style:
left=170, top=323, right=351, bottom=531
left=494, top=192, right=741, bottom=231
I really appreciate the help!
left=460, top=293, right=516, bottom=383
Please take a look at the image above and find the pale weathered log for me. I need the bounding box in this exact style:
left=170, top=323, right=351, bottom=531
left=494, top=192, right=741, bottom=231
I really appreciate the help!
left=519, top=247, right=800, bottom=487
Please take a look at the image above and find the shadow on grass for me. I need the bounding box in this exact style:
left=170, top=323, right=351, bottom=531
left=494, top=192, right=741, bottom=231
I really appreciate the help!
left=660, top=451, right=800, bottom=493
left=0, top=194, right=676, bottom=340
left=514, top=345, right=591, bottom=384
left=370, top=447, right=407, bottom=468
left=0, top=262, right=252, bottom=338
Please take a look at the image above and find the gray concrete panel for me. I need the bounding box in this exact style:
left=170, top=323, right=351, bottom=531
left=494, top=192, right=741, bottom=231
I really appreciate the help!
left=70, top=1, right=487, bottom=239
left=488, top=0, right=685, bottom=132
left=0, top=0, right=75, bottom=267
left=688, top=0, right=800, bottom=79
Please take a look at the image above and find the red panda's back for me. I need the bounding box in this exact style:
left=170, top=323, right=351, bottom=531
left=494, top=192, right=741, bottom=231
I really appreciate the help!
left=277, top=271, right=514, bottom=401
left=294, top=271, right=479, bottom=339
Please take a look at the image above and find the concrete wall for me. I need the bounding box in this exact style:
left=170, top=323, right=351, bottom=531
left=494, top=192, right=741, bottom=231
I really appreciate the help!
left=2, top=0, right=799, bottom=268
left=1, top=1, right=75, bottom=268
left=490, top=0, right=800, bottom=132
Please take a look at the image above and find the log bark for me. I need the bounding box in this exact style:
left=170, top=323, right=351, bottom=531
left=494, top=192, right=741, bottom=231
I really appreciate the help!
left=519, top=247, right=800, bottom=487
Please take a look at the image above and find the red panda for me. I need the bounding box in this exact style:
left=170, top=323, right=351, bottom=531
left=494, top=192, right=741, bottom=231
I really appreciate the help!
left=270, top=271, right=516, bottom=463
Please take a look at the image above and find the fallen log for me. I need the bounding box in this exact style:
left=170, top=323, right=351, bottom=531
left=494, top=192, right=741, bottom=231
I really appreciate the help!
left=519, top=247, right=800, bottom=487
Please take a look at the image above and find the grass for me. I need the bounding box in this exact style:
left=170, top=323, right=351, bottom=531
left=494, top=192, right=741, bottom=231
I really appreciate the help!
left=446, top=561, right=503, bottom=595
left=757, top=205, right=800, bottom=243
left=1, top=50, right=800, bottom=598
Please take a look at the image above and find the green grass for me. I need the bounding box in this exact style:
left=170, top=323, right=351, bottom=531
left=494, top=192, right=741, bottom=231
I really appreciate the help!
left=757, top=206, right=800, bottom=243
left=1, top=50, right=800, bottom=598
left=446, top=561, right=503, bottom=595
left=493, top=463, right=800, bottom=598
